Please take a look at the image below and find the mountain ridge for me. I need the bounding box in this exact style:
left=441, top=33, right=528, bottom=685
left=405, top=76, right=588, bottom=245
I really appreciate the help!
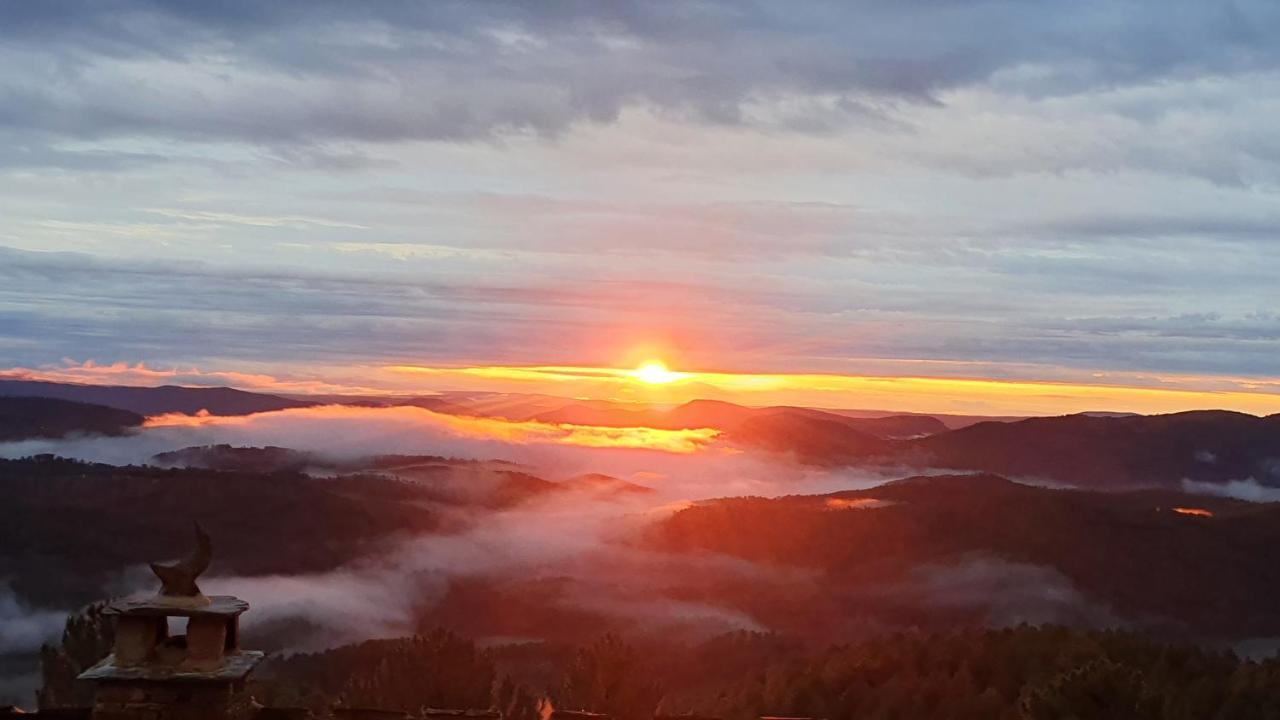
left=0, top=379, right=316, bottom=417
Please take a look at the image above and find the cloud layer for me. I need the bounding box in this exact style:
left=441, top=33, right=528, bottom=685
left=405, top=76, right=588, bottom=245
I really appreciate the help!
left=1, top=1, right=1279, bottom=402
left=3, top=1, right=1279, bottom=146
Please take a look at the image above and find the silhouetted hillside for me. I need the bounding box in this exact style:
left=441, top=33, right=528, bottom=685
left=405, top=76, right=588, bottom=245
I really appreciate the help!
left=715, top=408, right=1280, bottom=491
left=847, top=412, right=950, bottom=437
left=534, top=398, right=948, bottom=445
left=532, top=399, right=746, bottom=429
left=0, top=379, right=315, bottom=416
left=729, top=412, right=893, bottom=463
left=151, top=444, right=316, bottom=472
left=0, top=456, right=440, bottom=607
left=0, top=397, right=143, bottom=441
left=646, top=473, right=1280, bottom=638
left=558, top=473, right=655, bottom=496
left=151, top=446, right=566, bottom=509
left=908, top=410, right=1280, bottom=488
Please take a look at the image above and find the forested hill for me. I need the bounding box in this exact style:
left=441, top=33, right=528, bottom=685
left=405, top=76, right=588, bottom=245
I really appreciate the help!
left=728, top=409, right=1280, bottom=490
left=0, top=396, right=143, bottom=441
left=0, top=456, right=440, bottom=607
left=40, top=617, right=1280, bottom=720
left=644, top=474, right=1280, bottom=639
left=0, top=379, right=315, bottom=416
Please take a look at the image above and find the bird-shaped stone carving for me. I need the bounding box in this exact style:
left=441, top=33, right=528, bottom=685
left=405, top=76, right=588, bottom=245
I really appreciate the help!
left=150, top=522, right=212, bottom=598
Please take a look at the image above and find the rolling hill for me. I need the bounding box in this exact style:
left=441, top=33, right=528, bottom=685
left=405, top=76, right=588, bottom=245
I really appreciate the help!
left=0, top=379, right=316, bottom=417
left=0, top=396, right=144, bottom=441
left=533, top=398, right=948, bottom=439
left=644, top=472, right=1280, bottom=639
left=906, top=410, right=1280, bottom=488
left=704, top=408, right=1280, bottom=491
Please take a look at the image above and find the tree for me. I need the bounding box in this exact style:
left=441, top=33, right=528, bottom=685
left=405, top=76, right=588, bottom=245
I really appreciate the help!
left=1019, top=658, right=1156, bottom=720
left=38, top=601, right=115, bottom=709
left=558, top=633, right=662, bottom=720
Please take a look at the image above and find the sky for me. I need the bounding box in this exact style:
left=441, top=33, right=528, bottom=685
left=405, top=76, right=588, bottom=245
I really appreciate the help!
left=2, top=1, right=1280, bottom=414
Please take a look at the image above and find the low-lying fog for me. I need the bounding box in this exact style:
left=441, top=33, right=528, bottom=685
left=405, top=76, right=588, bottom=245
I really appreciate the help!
left=2, top=405, right=918, bottom=657
left=9, top=402, right=1271, bottom=676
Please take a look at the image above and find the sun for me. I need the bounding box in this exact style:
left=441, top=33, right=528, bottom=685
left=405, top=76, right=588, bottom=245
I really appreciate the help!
left=631, top=360, right=684, bottom=385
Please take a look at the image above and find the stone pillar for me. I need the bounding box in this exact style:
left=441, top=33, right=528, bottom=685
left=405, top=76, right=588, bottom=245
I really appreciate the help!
left=185, top=617, right=228, bottom=670
left=114, top=616, right=167, bottom=667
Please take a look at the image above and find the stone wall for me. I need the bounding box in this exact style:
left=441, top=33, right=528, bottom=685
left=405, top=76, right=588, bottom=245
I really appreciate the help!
left=90, top=682, right=251, bottom=720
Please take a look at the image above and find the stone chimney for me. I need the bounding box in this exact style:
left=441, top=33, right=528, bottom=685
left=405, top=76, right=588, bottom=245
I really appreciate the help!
left=77, top=525, right=263, bottom=720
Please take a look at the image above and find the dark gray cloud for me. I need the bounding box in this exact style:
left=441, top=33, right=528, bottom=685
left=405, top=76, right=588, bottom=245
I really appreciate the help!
left=2, top=1, right=1279, bottom=146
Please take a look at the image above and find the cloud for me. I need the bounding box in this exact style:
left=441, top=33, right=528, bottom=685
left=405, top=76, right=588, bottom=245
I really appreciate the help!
left=39, top=404, right=888, bottom=653
left=142, top=208, right=367, bottom=231
left=105, top=494, right=778, bottom=652
left=1, top=2, right=1279, bottom=148
left=0, top=583, right=66, bottom=654
left=0, top=401, right=910, bottom=505
left=887, top=555, right=1121, bottom=629
left=1182, top=477, right=1280, bottom=503
left=0, top=245, right=806, bottom=374
left=0, top=360, right=376, bottom=396
left=0, top=404, right=721, bottom=465
left=0, top=400, right=1119, bottom=663
left=4, top=6, right=1280, bottom=408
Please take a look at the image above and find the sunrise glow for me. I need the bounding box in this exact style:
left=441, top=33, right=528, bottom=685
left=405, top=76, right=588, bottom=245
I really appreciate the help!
left=630, top=361, right=685, bottom=385
left=381, top=363, right=1280, bottom=417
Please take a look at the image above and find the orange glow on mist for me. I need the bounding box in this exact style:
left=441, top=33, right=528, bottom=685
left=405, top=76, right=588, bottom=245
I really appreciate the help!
left=1172, top=506, right=1214, bottom=518
left=825, top=497, right=891, bottom=510
left=12, top=355, right=1280, bottom=419
left=386, top=363, right=1280, bottom=417
left=142, top=404, right=719, bottom=453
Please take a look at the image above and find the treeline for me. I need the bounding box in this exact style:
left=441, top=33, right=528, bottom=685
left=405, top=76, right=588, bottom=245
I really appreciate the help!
left=41, top=612, right=1280, bottom=719
left=253, top=631, right=497, bottom=711
left=251, top=627, right=1280, bottom=720
left=662, top=627, right=1280, bottom=720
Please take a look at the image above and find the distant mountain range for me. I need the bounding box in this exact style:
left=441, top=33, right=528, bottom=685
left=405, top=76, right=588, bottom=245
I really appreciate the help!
left=151, top=444, right=652, bottom=505
left=0, top=379, right=315, bottom=416
left=5, top=379, right=1280, bottom=492
left=531, top=397, right=950, bottom=438
left=906, top=410, right=1280, bottom=488
left=575, top=401, right=1280, bottom=490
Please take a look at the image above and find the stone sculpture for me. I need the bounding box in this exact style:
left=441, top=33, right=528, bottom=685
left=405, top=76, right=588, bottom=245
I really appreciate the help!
left=150, top=522, right=213, bottom=606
